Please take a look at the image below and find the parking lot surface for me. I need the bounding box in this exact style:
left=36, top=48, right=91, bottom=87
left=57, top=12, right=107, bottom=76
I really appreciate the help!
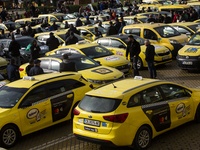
left=9, top=60, right=200, bottom=150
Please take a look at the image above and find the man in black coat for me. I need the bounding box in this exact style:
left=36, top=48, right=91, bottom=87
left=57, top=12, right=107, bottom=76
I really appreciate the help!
left=26, top=59, right=34, bottom=76
left=29, top=59, right=44, bottom=76
left=59, top=54, right=77, bottom=72
left=106, top=21, right=118, bottom=36
left=145, top=40, right=157, bottom=79
left=30, top=40, right=41, bottom=60
left=7, top=59, right=20, bottom=82
left=65, top=31, right=78, bottom=45
left=46, top=32, right=60, bottom=51
left=126, top=35, right=141, bottom=76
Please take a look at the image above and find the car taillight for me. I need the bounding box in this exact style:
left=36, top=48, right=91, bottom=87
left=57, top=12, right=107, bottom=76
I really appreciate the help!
left=103, top=113, right=128, bottom=123
left=19, top=68, right=24, bottom=71
left=73, top=108, right=80, bottom=115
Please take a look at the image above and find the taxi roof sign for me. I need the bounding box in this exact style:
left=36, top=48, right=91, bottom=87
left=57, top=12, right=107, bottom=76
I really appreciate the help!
left=23, top=76, right=35, bottom=81
left=134, top=76, right=143, bottom=80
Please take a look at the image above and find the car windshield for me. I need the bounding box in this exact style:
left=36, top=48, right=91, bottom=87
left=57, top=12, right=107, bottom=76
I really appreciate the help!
left=5, top=23, right=21, bottom=29
left=81, top=45, right=113, bottom=59
left=17, top=38, right=42, bottom=48
left=70, top=57, right=100, bottom=71
left=188, top=32, right=200, bottom=45
left=57, top=33, right=84, bottom=41
left=158, top=1, right=168, bottom=4
left=0, top=86, right=28, bottom=108
left=121, top=36, right=145, bottom=46
left=187, top=25, right=200, bottom=32
left=57, top=14, right=76, bottom=20
left=154, top=25, right=180, bottom=38
left=79, top=95, right=122, bottom=113
left=139, top=18, right=147, bottom=23
left=88, top=27, right=107, bottom=34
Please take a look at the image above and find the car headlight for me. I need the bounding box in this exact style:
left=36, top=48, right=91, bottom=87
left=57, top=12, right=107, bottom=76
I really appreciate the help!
left=87, top=79, right=105, bottom=85
left=169, top=39, right=180, bottom=44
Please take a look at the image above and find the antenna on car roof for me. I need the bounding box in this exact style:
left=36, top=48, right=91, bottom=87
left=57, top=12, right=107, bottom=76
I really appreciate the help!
left=111, top=82, right=117, bottom=88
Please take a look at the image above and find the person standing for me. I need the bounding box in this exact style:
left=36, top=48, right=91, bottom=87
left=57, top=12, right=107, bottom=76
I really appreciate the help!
left=26, top=59, right=34, bottom=76
left=9, top=35, right=21, bottom=66
left=7, top=59, right=20, bottom=82
left=75, top=17, right=82, bottom=27
left=59, top=54, right=77, bottom=72
left=106, top=21, right=118, bottom=36
left=126, top=35, right=141, bottom=76
left=46, top=32, right=59, bottom=51
left=94, top=27, right=102, bottom=39
left=29, top=59, right=44, bottom=76
left=30, top=40, right=41, bottom=60
left=65, top=31, right=78, bottom=45
left=145, top=40, right=157, bottom=79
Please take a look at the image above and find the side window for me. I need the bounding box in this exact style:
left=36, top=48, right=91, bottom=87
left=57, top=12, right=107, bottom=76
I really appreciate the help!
left=37, top=35, right=49, bottom=43
left=51, top=60, right=60, bottom=71
left=70, top=49, right=81, bottom=54
left=24, top=86, right=47, bottom=104
left=111, top=39, right=124, bottom=48
left=177, top=26, right=191, bottom=34
left=143, top=87, right=163, bottom=104
left=40, top=59, right=50, bottom=69
left=159, top=84, right=188, bottom=100
left=124, top=29, right=141, bottom=36
left=144, top=29, right=157, bottom=40
left=50, top=17, right=57, bottom=22
left=97, top=39, right=109, bottom=46
left=64, top=79, right=85, bottom=91
left=80, top=29, right=90, bottom=36
left=55, top=48, right=70, bottom=55
left=48, top=81, right=66, bottom=97
left=127, top=93, right=142, bottom=108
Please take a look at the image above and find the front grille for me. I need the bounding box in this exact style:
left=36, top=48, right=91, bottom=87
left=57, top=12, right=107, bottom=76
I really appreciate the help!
left=0, top=65, right=7, bottom=70
left=156, top=51, right=170, bottom=56
left=177, top=55, right=198, bottom=59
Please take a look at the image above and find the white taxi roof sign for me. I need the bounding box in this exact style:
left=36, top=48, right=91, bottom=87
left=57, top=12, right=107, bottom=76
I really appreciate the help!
left=23, top=76, right=35, bottom=81
left=134, top=76, right=143, bottom=80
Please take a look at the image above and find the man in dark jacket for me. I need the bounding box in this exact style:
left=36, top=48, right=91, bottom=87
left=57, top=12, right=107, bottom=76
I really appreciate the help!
left=145, top=40, right=157, bottom=79
left=46, top=32, right=59, bottom=51
left=29, top=59, right=44, bottom=76
left=52, top=21, right=58, bottom=30
left=9, top=35, right=21, bottom=66
left=65, top=31, right=78, bottom=45
left=163, top=14, right=172, bottom=23
left=75, top=17, right=83, bottom=27
left=7, top=59, right=20, bottom=82
left=26, top=59, right=34, bottom=76
left=147, top=14, right=156, bottom=23
left=30, top=40, right=41, bottom=60
left=94, top=27, right=102, bottom=40
left=126, top=35, right=141, bottom=76
left=106, top=21, right=118, bottom=36
left=59, top=54, right=77, bottom=72
left=85, top=18, right=92, bottom=25
left=114, top=19, right=121, bottom=32
left=69, top=24, right=80, bottom=35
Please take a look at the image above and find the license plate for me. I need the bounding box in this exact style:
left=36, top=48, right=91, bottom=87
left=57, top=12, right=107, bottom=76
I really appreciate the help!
left=182, top=61, right=193, bottom=65
left=84, top=119, right=100, bottom=127
left=121, top=68, right=129, bottom=73
left=162, top=56, right=169, bottom=60
left=84, top=126, right=98, bottom=132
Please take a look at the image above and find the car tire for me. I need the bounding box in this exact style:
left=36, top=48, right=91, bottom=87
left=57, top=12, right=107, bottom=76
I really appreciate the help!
left=195, top=104, right=200, bottom=123
left=133, top=126, right=152, bottom=150
left=0, top=125, right=20, bottom=148
left=137, top=57, right=143, bottom=70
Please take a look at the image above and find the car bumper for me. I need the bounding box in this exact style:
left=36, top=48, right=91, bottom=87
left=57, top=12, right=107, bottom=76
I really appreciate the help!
left=177, top=58, right=200, bottom=70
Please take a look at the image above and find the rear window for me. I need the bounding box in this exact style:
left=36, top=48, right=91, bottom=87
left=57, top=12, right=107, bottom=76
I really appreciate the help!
left=79, top=95, right=122, bottom=113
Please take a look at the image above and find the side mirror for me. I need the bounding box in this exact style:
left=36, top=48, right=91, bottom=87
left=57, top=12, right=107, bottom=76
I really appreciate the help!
left=186, top=32, right=191, bottom=37
left=119, top=45, right=125, bottom=48
left=67, top=93, right=73, bottom=98
left=20, top=101, right=32, bottom=108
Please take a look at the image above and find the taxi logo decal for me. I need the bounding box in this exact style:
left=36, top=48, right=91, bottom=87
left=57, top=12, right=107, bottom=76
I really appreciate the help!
left=176, top=103, right=191, bottom=119
left=27, top=108, right=47, bottom=123
left=184, top=47, right=200, bottom=53
left=92, top=68, right=113, bottom=74
left=27, top=108, right=39, bottom=119
left=105, top=56, right=120, bottom=61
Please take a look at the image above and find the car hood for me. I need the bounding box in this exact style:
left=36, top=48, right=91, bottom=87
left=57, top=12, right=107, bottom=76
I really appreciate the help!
left=178, top=45, right=200, bottom=56
left=0, top=108, right=11, bottom=117
left=94, top=55, right=130, bottom=67
left=168, top=34, right=188, bottom=44
left=78, top=66, right=124, bottom=80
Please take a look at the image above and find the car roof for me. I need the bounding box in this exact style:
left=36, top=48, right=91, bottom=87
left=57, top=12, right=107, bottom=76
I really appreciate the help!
left=159, top=5, right=190, bottom=9
left=124, top=23, right=167, bottom=28
left=39, top=13, right=65, bottom=17
left=45, top=54, right=86, bottom=60
left=107, top=34, right=131, bottom=39
left=170, top=22, right=199, bottom=26
left=6, top=72, right=81, bottom=88
left=64, top=43, right=99, bottom=49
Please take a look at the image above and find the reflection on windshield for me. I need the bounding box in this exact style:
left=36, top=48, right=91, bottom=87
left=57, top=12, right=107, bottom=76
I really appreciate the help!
left=81, top=46, right=113, bottom=59
left=154, top=26, right=180, bottom=38
left=17, top=38, right=42, bottom=48
left=188, top=33, right=200, bottom=45
left=0, top=86, right=28, bottom=108
left=89, top=27, right=107, bottom=34
left=121, top=37, right=145, bottom=45
left=58, top=33, right=84, bottom=41
left=188, top=25, right=200, bottom=32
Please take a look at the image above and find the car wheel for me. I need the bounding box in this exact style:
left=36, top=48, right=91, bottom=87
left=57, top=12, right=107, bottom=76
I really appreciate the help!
left=195, top=105, right=200, bottom=123
left=0, top=125, right=19, bottom=148
left=133, top=126, right=152, bottom=150
left=137, top=57, right=143, bottom=70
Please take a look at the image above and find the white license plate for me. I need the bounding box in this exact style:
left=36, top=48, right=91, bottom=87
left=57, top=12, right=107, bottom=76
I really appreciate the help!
left=182, top=61, right=193, bottom=65
left=84, top=119, right=100, bottom=127
left=84, top=126, right=98, bottom=132
left=162, top=56, right=169, bottom=60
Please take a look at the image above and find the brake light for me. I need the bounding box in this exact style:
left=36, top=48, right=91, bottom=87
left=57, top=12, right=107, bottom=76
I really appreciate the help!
left=19, top=68, right=24, bottom=71
left=103, top=113, right=128, bottom=123
left=73, top=108, right=80, bottom=115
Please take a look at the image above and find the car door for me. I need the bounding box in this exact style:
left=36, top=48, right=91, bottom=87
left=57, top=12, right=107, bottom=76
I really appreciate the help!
left=18, top=85, right=51, bottom=135
left=141, top=86, right=171, bottom=132
left=159, top=84, right=193, bottom=128
left=109, top=39, right=126, bottom=57
left=143, top=29, right=159, bottom=44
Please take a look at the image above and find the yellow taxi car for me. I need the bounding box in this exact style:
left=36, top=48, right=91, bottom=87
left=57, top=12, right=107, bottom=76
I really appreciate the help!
left=15, top=18, right=42, bottom=27
left=123, top=16, right=148, bottom=25
left=77, top=26, right=107, bottom=41
left=63, top=18, right=94, bottom=27
left=136, top=11, right=172, bottom=18
left=142, top=0, right=167, bottom=5
left=138, top=4, right=160, bottom=11
left=45, top=43, right=132, bottom=75
left=169, top=22, right=200, bottom=38
left=73, top=77, right=200, bottom=149
left=34, top=30, right=90, bottom=47
left=19, top=54, right=124, bottom=88
left=0, top=57, right=8, bottom=75
left=0, top=21, right=21, bottom=31
left=177, top=29, right=200, bottom=70
left=93, top=34, right=172, bottom=69
left=38, top=13, right=76, bottom=23
left=0, top=30, right=10, bottom=38
left=0, top=74, right=9, bottom=87
left=122, top=23, right=188, bottom=57
left=0, top=72, right=93, bottom=148
left=158, top=5, right=190, bottom=13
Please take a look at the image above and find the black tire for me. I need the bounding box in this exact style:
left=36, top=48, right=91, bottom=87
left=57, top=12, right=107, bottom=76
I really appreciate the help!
left=137, top=57, right=143, bottom=70
left=195, top=105, right=200, bottom=123
left=0, top=125, right=19, bottom=148
left=71, top=101, right=80, bottom=119
left=133, top=126, right=152, bottom=150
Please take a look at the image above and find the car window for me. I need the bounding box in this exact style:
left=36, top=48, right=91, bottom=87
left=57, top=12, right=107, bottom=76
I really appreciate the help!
left=63, top=79, right=85, bottom=90
left=173, top=26, right=191, bottom=34
left=41, top=59, right=50, bottom=69
left=159, top=84, right=189, bottom=100
left=50, top=17, right=57, bottom=22
left=143, top=87, right=163, bottom=104
left=97, top=39, right=110, bottom=46
left=102, top=24, right=110, bottom=29
left=124, top=28, right=141, bottom=36
left=80, top=29, right=90, bottom=36
left=48, top=81, right=66, bottom=97
left=88, top=27, right=107, bottom=34
left=127, top=93, right=142, bottom=108
left=51, top=60, right=60, bottom=71
left=144, top=29, right=157, bottom=40
left=36, top=35, right=49, bottom=43
left=154, top=25, right=180, bottom=38
left=24, top=86, right=47, bottom=105
left=111, top=39, right=124, bottom=48
left=188, top=32, right=200, bottom=45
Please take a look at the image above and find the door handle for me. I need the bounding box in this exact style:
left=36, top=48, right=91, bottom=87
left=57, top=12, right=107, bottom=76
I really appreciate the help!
left=146, top=110, right=153, bottom=114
